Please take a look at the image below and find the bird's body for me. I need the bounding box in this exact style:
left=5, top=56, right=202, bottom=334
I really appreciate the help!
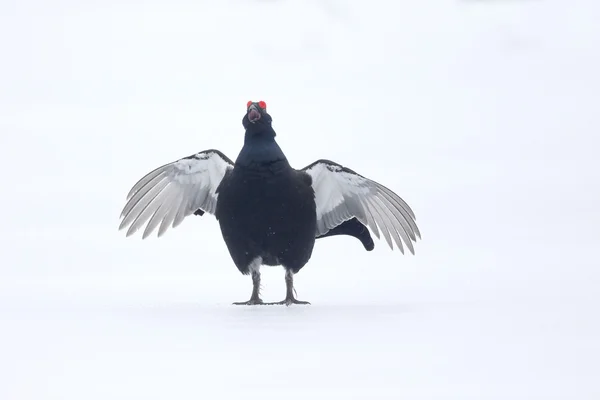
left=215, top=159, right=317, bottom=275
left=119, top=101, right=420, bottom=305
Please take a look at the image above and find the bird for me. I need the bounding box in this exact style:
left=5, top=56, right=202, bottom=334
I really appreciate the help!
left=118, top=101, right=421, bottom=305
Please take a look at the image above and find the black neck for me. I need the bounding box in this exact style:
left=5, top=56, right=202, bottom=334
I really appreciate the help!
left=235, top=132, right=288, bottom=168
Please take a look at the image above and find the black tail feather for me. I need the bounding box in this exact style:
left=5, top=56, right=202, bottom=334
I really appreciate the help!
left=316, top=217, right=374, bottom=251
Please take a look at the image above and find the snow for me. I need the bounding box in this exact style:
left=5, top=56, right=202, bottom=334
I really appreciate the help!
left=1, top=0, right=599, bottom=398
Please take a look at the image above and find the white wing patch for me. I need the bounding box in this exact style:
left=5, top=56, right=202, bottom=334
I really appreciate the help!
left=119, top=150, right=234, bottom=239
left=303, top=160, right=421, bottom=254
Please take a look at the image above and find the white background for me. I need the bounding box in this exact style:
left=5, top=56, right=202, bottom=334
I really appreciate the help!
left=1, top=0, right=599, bottom=398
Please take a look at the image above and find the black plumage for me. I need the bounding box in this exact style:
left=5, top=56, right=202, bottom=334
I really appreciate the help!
left=194, top=210, right=374, bottom=251
left=119, top=101, right=420, bottom=305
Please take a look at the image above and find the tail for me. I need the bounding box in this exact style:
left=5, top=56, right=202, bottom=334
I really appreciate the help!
left=316, top=217, right=374, bottom=251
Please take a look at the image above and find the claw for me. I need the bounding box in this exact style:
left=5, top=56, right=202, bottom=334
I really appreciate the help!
left=265, top=298, right=311, bottom=306
left=232, top=298, right=264, bottom=305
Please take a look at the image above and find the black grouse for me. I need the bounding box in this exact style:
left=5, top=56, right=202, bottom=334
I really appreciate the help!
left=119, top=101, right=421, bottom=305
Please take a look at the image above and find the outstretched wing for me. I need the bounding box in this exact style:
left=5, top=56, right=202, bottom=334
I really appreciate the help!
left=119, top=149, right=234, bottom=239
left=301, top=159, right=421, bottom=254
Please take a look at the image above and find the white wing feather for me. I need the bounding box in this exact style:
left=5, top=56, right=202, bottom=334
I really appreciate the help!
left=119, top=150, right=234, bottom=239
left=302, top=160, right=421, bottom=254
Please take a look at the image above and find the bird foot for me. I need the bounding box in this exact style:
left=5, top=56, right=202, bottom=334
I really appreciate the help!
left=232, top=297, right=264, bottom=305
left=265, top=297, right=311, bottom=306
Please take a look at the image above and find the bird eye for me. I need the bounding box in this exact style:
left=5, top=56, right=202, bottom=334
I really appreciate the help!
left=247, top=101, right=253, bottom=108
left=258, top=101, right=267, bottom=110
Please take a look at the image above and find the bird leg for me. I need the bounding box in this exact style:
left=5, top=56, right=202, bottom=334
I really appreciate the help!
left=266, top=269, right=311, bottom=306
left=232, top=270, right=263, bottom=305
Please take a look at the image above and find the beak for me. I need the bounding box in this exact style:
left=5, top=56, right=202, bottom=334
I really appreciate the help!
left=247, top=103, right=261, bottom=123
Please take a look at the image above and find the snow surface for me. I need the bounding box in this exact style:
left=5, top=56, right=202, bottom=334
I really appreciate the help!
left=1, top=0, right=599, bottom=398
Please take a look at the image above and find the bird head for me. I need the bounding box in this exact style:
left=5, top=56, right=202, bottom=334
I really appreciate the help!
left=242, top=101, right=274, bottom=135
